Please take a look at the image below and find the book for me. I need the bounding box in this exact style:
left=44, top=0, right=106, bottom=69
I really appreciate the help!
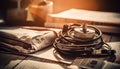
left=46, top=9, right=120, bottom=27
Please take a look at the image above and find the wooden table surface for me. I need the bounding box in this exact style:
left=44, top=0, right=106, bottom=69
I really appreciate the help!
left=0, top=41, right=120, bottom=69
left=0, top=27, right=120, bottom=69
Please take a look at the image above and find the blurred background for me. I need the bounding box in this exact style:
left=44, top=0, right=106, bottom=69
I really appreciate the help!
left=0, top=0, right=120, bottom=26
left=52, top=0, right=120, bottom=13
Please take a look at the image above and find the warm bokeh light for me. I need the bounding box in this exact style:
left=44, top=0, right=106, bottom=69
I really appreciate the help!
left=27, top=0, right=53, bottom=23
left=52, top=0, right=120, bottom=13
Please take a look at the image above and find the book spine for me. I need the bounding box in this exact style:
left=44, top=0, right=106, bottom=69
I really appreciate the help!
left=46, top=15, right=120, bottom=27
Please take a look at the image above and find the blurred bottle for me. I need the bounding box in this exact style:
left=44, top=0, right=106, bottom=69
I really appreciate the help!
left=6, top=0, right=30, bottom=25
left=27, top=0, right=53, bottom=26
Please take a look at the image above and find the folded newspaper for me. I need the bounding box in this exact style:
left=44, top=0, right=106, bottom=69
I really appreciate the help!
left=0, top=27, right=57, bottom=54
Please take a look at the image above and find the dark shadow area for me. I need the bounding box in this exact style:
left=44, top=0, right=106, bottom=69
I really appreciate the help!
left=0, top=51, right=26, bottom=69
left=98, top=0, right=120, bottom=13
